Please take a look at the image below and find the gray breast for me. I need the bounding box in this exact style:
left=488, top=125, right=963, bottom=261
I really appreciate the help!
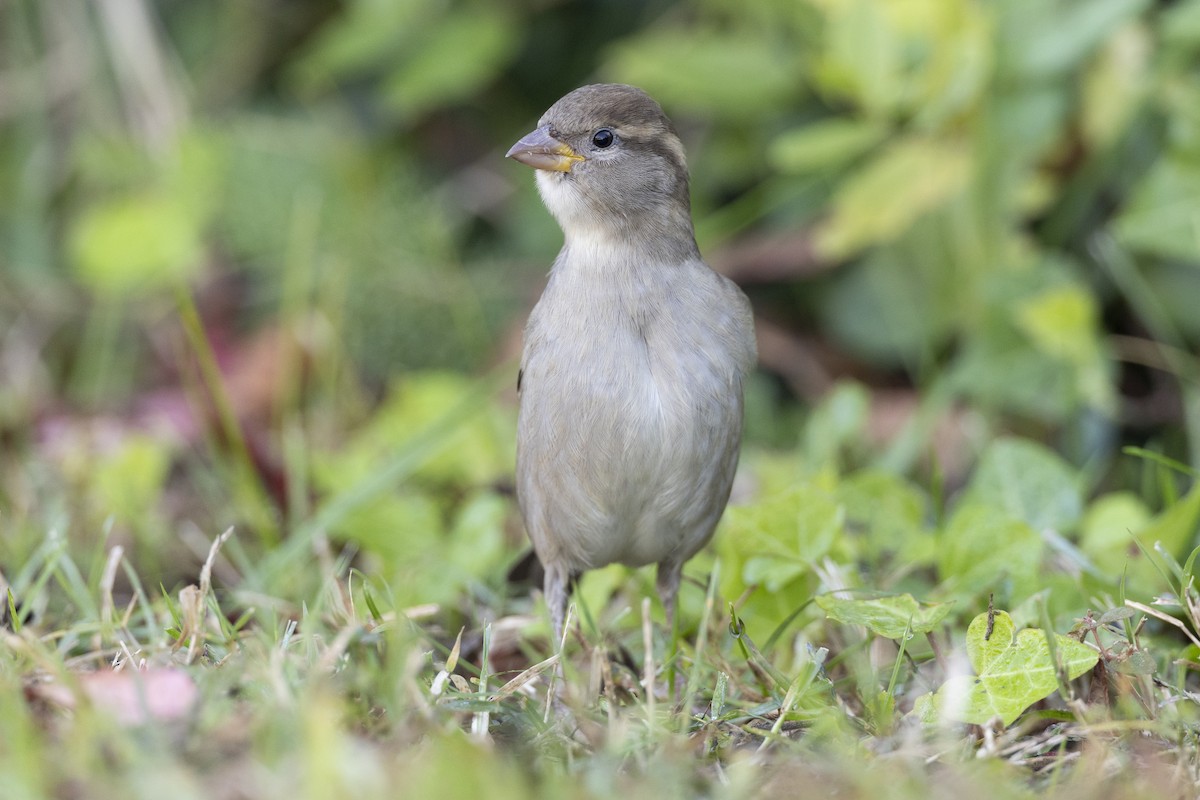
left=516, top=256, right=748, bottom=572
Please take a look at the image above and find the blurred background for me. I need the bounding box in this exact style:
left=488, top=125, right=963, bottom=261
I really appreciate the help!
left=2, top=0, right=1199, bottom=612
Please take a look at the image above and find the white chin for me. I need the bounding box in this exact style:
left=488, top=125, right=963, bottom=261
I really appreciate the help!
left=535, top=169, right=587, bottom=228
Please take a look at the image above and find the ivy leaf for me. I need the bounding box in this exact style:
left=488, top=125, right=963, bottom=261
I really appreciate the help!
left=836, top=469, right=934, bottom=564
left=964, top=438, right=1083, bottom=532
left=815, top=594, right=952, bottom=639
left=722, top=485, right=844, bottom=592
left=815, top=137, right=970, bottom=258
left=1114, top=155, right=1200, bottom=262
left=717, top=480, right=844, bottom=641
left=769, top=119, right=888, bottom=175
left=937, top=503, right=1043, bottom=600
left=914, top=610, right=1098, bottom=726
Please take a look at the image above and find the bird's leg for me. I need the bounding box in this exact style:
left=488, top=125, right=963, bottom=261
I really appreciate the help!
left=656, top=560, right=683, bottom=638
left=542, top=563, right=578, bottom=728
left=544, top=562, right=571, bottom=647
left=656, top=560, right=686, bottom=700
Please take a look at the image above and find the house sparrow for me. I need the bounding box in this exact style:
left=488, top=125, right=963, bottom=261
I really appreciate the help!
left=507, top=84, right=756, bottom=642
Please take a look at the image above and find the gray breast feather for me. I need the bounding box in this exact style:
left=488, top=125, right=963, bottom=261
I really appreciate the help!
left=516, top=254, right=754, bottom=573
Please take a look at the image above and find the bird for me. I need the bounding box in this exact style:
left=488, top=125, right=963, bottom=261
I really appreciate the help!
left=506, top=83, right=756, bottom=644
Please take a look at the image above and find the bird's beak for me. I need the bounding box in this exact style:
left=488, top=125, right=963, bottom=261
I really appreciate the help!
left=506, top=125, right=583, bottom=173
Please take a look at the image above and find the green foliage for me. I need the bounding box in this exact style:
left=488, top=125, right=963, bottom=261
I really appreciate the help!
left=963, top=438, right=1083, bottom=533
left=90, top=435, right=173, bottom=525
left=6, top=0, right=1200, bottom=441
left=769, top=119, right=889, bottom=175
left=717, top=477, right=843, bottom=639
left=1135, top=482, right=1200, bottom=562
left=836, top=468, right=934, bottom=564
left=816, top=136, right=971, bottom=258
left=937, top=504, right=1045, bottom=602
left=293, top=0, right=520, bottom=124
left=70, top=193, right=206, bottom=296
left=306, top=371, right=514, bottom=606
left=5, top=0, right=1200, bottom=796
left=914, top=610, right=1099, bottom=725
left=321, top=371, right=515, bottom=489
left=815, top=593, right=952, bottom=639
left=606, top=30, right=803, bottom=120
left=1079, top=491, right=1153, bottom=576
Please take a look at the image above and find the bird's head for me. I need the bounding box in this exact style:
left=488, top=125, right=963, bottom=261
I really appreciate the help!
left=507, top=84, right=697, bottom=259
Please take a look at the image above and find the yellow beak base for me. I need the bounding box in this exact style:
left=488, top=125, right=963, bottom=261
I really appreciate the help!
left=506, top=126, right=583, bottom=173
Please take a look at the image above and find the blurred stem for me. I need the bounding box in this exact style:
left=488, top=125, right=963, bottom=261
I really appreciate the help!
left=877, top=373, right=959, bottom=475
left=279, top=189, right=322, bottom=523
left=314, top=253, right=358, bottom=423
left=424, top=186, right=493, bottom=366
left=251, top=364, right=513, bottom=589
left=695, top=176, right=820, bottom=252
left=1091, top=234, right=1200, bottom=467
left=70, top=298, right=125, bottom=409
left=174, top=283, right=279, bottom=544
left=430, top=203, right=493, bottom=364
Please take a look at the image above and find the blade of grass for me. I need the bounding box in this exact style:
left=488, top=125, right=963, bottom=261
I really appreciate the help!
left=730, top=604, right=791, bottom=693
left=175, top=283, right=279, bottom=544
left=1123, top=446, right=1200, bottom=480
left=252, top=365, right=511, bottom=589
left=680, top=560, right=721, bottom=732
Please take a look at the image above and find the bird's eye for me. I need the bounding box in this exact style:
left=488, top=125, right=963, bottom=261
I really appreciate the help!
left=591, top=128, right=615, bottom=149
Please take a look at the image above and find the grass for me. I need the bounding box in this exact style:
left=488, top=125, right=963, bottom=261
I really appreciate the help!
left=3, top=382, right=1200, bottom=800
left=6, top=1, right=1200, bottom=795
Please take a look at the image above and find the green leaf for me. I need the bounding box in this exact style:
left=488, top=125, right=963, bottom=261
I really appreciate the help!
left=91, top=435, right=173, bottom=522
left=70, top=193, right=205, bottom=296
left=290, top=0, right=434, bottom=83
left=717, top=479, right=844, bottom=641
left=1114, top=155, right=1200, bottom=262
left=952, top=337, right=1077, bottom=422
left=1134, top=483, right=1200, bottom=564
left=1012, top=284, right=1113, bottom=412
left=937, top=503, right=1044, bottom=600
left=916, top=610, right=1098, bottom=725
left=381, top=7, right=519, bottom=121
left=821, top=249, right=948, bottom=366
left=723, top=485, right=844, bottom=592
left=768, top=119, right=888, bottom=175
left=606, top=32, right=801, bottom=119
left=964, top=438, right=1083, bottom=532
left=810, top=0, right=991, bottom=123
left=444, top=491, right=509, bottom=579
left=801, top=381, right=871, bottom=463
left=576, top=563, right=639, bottom=633
left=1115, top=650, right=1156, bottom=676
left=1080, top=491, right=1153, bottom=577
left=292, top=2, right=518, bottom=124
left=1013, top=285, right=1102, bottom=366
left=815, top=594, right=952, bottom=639
left=815, top=137, right=971, bottom=258
left=337, top=492, right=442, bottom=560
left=836, top=469, right=935, bottom=564
left=1162, top=0, right=1200, bottom=46
left=320, top=371, right=514, bottom=489
left=1098, top=606, right=1136, bottom=624
left=998, top=0, right=1149, bottom=80
left=1144, top=264, right=1200, bottom=341
left=966, top=609, right=1017, bottom=674
left=809, top=0, right=902, bottom=115
left=1081, top=25, right=1149, bottom=148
